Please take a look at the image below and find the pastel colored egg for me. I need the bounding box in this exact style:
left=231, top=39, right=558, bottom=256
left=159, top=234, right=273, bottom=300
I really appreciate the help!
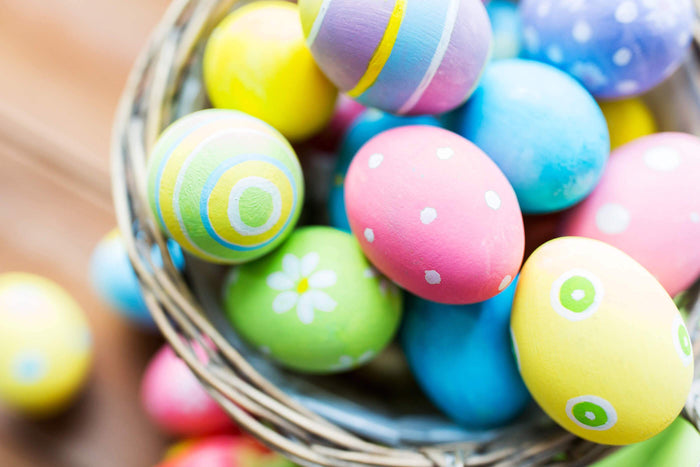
left=157, top=435, right=295, bottom=467
left=520, top=0, right=695, bottom=99
left=345, top=125, right=524, bottom=304
left=511, top=237, right=694, bottom=445
left=147, top=109, right=304, bottom=265
left=141, top=344, right=236, bottom=437
left=90, top=229, right=184, bottom=328
left=329, top=109, right=441, bottom=231
left=401, top=279, right=531, bottom=429
left=599, top=98, right=657, bottom=150
left=203, top=1, right=337, bottom=142
left=224, top=226, right=403, bottom=373
left=561, top=132, right=700, bottom=297
left=298, top=0, right=492, bottom=115
left=0, top=273, right=92, bottom=416
left=453, top=59, right=610, bottom=214
left=487, top=0, right=523, bottom=61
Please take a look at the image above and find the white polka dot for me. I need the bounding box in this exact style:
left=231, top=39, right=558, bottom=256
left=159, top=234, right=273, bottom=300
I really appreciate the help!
left=613, top=48, right=632, bottom=66
left=523, top=26, right=540, bottom=52
left=364, top=228, right=375, bottom=243
left=499, top=275, right=512, bottom=291
left=563, top=0, right=585, bottom=11
left=420, top=207, right=438, bottom=225
left=616, top=80, right=640, bottom=94
left=546, top=45, right=564, bottom=64
left=615, top=2, right=639, bottom=23
left=425, top=270, right=441, bottom=285
left=691, top=212, right=699, bottom=223
left=436, top=147, right=454, bottom=160
left=678, top=32, right=691, bottom=47
left=596, top=203, right=631, bottom=234
left=585, top=411, right=596, bottom=421
left=537, top=2, right=551, bottom=17
left=644, top=146, right=681, bottom=171
left=572, top=20, right=592, bottom=43
left=485, top=191, right=502, bottom=210
left=571, top=289, right=586, bottom=301
left=368, top=153, right=384, bottom=169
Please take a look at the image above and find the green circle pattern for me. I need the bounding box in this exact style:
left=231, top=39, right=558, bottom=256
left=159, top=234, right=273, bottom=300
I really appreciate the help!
left=572, top=401, right=608, bottom=428
left=678, top=324, right=692, bottom=357
left=239, top=186, right=274, bottom=228
left=559, top=276, right=596, bottom=313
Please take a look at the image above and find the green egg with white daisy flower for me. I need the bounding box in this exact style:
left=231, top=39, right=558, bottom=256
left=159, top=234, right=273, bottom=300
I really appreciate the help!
left=223, top=226, right=403, bottom=373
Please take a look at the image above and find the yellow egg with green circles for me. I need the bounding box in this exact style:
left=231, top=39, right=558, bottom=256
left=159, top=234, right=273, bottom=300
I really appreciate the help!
left=203, top=1, right=338, bottom=142
left=599, top=98, right=656, bottom=150
left=0, top=273, right=92, bottom=416
left=511, top=237, right=693, bottom=445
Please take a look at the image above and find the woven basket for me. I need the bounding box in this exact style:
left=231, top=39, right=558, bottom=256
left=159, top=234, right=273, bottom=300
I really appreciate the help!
left=112, top=1, right=700, bottom=465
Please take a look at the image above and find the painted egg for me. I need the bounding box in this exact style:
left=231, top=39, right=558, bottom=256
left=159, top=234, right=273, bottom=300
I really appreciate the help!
left=487, top=0, right=523, bottom=61
left=0, top=273, right=92, bottom=416
left=520, top=0, right=695, bottom=99
left=401, top=279, right=531, bottom=429
left=90, top=229, right=184, bottom=328
left=452, top=59, right=610, bottom=214
left=224, top=226, right=403, bottom=373
left=141, top=344, right=235, bottom=437
left=561, top=132, right=700, bottom=297
left=599, top=98, right=657, bottom=150
left=203, top=1, right=337, bottom=142
left=157, top=435, right=295, bottom=467
left=147, top=109, right=304, bottom=265
left=329, top=109, right=441, bottom=231
left=345, top=125, right=524, bottom=304
left=298, top=0, right=492, bottom=115
left=511, top=237, right=694, bottom=445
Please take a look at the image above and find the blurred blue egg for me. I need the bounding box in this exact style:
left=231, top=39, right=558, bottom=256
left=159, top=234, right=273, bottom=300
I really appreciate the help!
left=401, top=279, right=530, bottom=429
left=487, top=0, right=523, bottom=61
left=328, top=109, right=441, bottom=231
left=452, top=59, right=609, bottom=213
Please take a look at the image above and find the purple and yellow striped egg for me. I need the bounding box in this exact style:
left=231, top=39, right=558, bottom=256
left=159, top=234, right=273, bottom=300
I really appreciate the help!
left=299, top=0, right=493, bottom=116
left=147, top=109, right=304, bottom=265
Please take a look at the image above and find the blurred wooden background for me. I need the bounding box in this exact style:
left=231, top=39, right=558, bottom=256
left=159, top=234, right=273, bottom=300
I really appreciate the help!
left=0, top=0, right=176, bottom=465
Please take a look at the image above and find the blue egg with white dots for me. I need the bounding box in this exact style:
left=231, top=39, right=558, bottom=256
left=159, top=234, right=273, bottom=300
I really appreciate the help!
left=452, top=59, right=610, bottom=214
left=401, top=278, right=531, bottom=429
left=520, top=0, right=695, bottom=99
left=487, top=0, right=523, bottom=61
left=328, top=109, right=441, bottom=231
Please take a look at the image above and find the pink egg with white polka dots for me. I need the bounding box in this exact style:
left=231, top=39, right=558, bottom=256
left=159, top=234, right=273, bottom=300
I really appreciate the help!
left=345, top=126, right=525, bottom=304
left=562, top=132, right=700, bottom=296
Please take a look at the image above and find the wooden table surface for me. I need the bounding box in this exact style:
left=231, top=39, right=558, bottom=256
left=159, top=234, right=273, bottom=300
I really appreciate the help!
left=0, top=1, right=179, bottom=465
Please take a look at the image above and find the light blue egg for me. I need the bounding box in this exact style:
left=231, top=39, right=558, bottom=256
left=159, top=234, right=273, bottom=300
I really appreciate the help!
left=401, top=279, right=531, bottom=429
left=328, top=109, right=441, bottom=231
left=453, top=59, right=609, bottom=213
left=90, top=230, right=185, bottom=328
left=487, top=0, right=523, bottom=61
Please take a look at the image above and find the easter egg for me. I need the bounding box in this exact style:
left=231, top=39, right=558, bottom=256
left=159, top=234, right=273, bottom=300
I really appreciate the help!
left=157, top=435, right=295, bottom=467
left=520, top=0, right=695, bottom=99
left=147, top=109, right=304, bottom=265
left=329, top=109, right=441, bottom=231
left=298, top=0, right=492, bottom=115
left=141, top=344, right=235, bottom=437
left=203, top=1, right=337, bottom=142
left=599, top=98, right=657, bottom=150
left=511, top=237, right=694, bottom=445
left=453, top=59, right=610, bottom=214
left=401, top=279, right=531, bottom=429
left=0, top=273, right=92, bottom=416
left=487, top=0, right=523, bottom=61
left=224, top=226, right=403, bottom=373
left=561, top=133, right=700, bottom=297
left=345, top=125, right=524, bottom=304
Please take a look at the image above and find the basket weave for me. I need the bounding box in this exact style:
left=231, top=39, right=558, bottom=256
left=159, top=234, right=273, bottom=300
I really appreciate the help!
left=112, top=1, right=700, bottom=465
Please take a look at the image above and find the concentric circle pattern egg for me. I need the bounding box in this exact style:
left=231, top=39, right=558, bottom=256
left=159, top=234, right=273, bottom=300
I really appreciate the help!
left=345, top=125, right=524, bottom=304
left=224, top=226, right=403, bottom=373
left=562, top=132, right=700, bottom=297
left=520, top=0, right=695, bottom=99
left=147, top=109, right=304, bottom=265
left=299, top=0, right=492, bottom=115
left=599, top=98, right=656, bottom=150
left=0, top=273, right=92, bottom=416
left=511, top=237, right=693, bottom=445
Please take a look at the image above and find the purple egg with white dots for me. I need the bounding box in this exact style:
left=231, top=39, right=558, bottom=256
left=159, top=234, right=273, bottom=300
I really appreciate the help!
left=520, top=0, right=695, bottom=99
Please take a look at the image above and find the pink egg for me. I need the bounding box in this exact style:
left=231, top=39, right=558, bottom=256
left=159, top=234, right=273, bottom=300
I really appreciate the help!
left=562, top=132, right=700, bottom=296
left=345, top=126, right=525, bottom=304
left=141, top=344, right=236, bottom=437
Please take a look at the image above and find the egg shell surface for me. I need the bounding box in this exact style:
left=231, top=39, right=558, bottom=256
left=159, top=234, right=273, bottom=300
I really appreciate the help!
left=0, top=273, right=92, bottom=416
left=599, top=97, right=656, bottom=150
left=453, top=59, right=610, bottom=213
left=345, top=125, right=524, bottom=304
left=157, top=435, right=295, bottom=467
left=299, top=0, right=492, bottom=115
left=511, top=237, right=693, bottom=445
left=147, top=109, right=304, bottom=265
left=487, top=0, right=523, bottom=61
left=224, top=226, right=403, bottom=373
left=561, top=132, right=700, bottom=297
left=520, top=0, right=695, bottom=99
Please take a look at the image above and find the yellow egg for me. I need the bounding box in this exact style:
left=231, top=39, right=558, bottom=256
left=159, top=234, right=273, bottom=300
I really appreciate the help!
left=203, top=1, right=338, bottom=142
left=599, top=98, right=657, bottom=150
left=0, top=273, right=92, bottom=416
left=511, top=237, right=693, bottom=445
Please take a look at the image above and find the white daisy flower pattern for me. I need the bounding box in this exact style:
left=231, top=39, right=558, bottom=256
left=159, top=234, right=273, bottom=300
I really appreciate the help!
left=266, top=253, right=338, bottom=324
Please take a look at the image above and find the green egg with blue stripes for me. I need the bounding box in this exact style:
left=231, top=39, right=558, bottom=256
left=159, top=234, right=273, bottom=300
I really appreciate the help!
left=147, top=109, right=304, bottom=264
